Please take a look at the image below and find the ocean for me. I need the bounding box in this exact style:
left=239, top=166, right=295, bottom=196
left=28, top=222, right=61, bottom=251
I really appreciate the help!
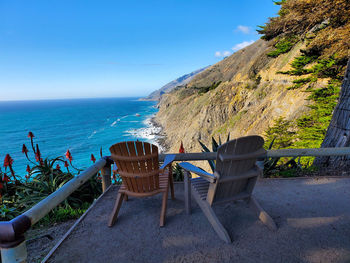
left=0, top=97, right=160, bottom=176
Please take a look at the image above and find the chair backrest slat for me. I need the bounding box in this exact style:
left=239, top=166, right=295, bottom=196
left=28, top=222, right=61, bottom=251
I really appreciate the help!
left=110, top=141, right=160, bottom=193
left=110, top=143, right=132, bottom=191
left=144, top=142, right=157, bottom=190
left=135, top=142, right=150, bottom=192
left=126, top=141, right=142, bottom=192
left=151, top=144, right=159, bottom=170
left=151, top=144, right=159, bottom=189
left=208, top=135, right=265, bottom=205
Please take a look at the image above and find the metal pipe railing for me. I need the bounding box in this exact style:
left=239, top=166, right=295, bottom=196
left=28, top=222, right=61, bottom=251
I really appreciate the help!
left=0, top=157, right=112, bottom=263
left=158, top=147, right=350, bottom=161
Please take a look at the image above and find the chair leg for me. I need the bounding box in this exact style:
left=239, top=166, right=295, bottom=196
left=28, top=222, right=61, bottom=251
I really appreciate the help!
left=249, top=195, right=277, bottom=231
left=169, top=173, right=175, bottom=200
left=124, top=194, right=128, bottom=201
left=160, top=191, right=168, bottom=227
left=184, top=171, right=191, bottom=214
left=108, top=192, right=124, bottom=227
left=192, top=189, right=231, bottom=243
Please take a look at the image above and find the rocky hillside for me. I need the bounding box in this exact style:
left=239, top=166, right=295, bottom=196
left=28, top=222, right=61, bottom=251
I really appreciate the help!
left=155, top=0, right=350, bottom=157
left=155, top=39, right=312, bottom=152
left=142, top=66, right=208, bottom=101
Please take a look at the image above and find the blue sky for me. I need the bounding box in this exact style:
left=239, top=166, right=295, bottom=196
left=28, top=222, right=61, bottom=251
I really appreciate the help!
left=0, top=0, right=280, bottom=101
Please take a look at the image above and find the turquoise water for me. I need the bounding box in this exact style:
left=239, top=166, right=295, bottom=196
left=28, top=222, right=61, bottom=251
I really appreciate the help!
left=0, top=98, right=158, bottom=176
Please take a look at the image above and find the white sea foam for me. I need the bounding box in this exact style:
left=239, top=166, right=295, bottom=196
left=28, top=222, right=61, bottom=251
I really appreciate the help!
left=120, top=115, right=129, bottom=120
left=124, top=116, right=164, bottom=152
left=88, top=130, right=97, bottom=139
left=110, top=114, right=137, bottom=127
left=88, top=127, right=105, bottom=139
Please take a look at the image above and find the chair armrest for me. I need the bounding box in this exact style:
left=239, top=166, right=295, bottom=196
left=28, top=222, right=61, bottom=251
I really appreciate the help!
left=178, top=162, right=216, bottom=183
left=160, top=154, right=175, bottom=170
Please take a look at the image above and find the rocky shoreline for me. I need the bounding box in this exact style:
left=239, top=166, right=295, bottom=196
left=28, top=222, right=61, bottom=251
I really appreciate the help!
left=149, top=116, right=170, bottom=153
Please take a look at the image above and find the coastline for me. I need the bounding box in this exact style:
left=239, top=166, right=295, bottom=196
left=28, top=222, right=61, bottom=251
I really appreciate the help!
left=149, top=116, right=169, bottom=153
left=125, top=112, right=169, bottom=153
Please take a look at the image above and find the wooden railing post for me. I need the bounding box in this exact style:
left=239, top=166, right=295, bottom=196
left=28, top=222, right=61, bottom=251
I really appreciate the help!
left=101, top=164, right=111, bottom=192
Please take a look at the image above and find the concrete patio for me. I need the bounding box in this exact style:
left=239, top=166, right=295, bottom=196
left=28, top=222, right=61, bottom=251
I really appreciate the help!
left=47, top=177, right=350, bottom=263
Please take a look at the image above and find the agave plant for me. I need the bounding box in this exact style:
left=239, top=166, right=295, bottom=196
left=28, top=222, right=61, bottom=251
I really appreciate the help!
left=263, top=137, right=280, bottom=175
left=0, top=132, right=104, bottom=221
left=173, top=163, right=184, bottom=182
left=263, top=137, right=303, bottom=177
left=17, top=156, right=101, bottom=210
left=198, top=133, right=230, bottom=172
left=0, top=204, right=19, bottom=220
left=16, top=157, right=72, bottom=209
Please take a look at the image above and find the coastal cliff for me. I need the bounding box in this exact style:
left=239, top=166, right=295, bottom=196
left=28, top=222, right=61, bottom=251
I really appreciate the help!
left=153, top=0, right=350, bottom=157
left=154, top=0, right=350, bottom=155
left=155, top=39, right=313, bottom=152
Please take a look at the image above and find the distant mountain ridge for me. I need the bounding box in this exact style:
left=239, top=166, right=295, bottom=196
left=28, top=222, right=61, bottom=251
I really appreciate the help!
left=142, top=66, right=209, bottom=101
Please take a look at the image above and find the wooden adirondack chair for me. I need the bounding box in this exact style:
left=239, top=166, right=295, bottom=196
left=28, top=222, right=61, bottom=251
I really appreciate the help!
left=108, top=141, right=175, bottom=227
left=179, top=135, right=277, bottom=243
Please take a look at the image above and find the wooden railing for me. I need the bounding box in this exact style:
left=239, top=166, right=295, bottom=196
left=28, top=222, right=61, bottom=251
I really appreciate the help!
left=0, top=147, right=349, bottom=262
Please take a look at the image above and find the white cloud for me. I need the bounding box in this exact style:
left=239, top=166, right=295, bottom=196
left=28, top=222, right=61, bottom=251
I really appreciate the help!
left=215, top=50, right=232, bottom=58
left=231, top=40, right=254, bottom=52
left=236, top=25, right=251, bottom=34
left=215, top=51, right=222, bottom=57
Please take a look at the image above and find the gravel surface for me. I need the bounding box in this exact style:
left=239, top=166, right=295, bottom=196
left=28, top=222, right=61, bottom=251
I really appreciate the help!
left=47, top=178, right=350, bottom=263
left=26, top=220, right=75, bottom=263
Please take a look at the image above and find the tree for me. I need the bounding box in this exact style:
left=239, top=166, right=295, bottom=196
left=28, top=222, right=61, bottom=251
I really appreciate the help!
left=314, top=58, right=350, bottom=168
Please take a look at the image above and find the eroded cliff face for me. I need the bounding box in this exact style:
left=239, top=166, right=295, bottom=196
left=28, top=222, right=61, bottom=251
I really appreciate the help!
left=155, top=39, right=328, bottom=153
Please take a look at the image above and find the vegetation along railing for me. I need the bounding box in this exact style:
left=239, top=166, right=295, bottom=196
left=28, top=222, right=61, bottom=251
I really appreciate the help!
left=1, top=147, right=350, bottom=263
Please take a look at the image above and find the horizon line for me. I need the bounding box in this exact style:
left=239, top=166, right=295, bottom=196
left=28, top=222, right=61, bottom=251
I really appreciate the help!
left=0, top=96, right=146, bottom=103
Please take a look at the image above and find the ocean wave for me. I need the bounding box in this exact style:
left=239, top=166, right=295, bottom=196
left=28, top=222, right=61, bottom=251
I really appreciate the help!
left=124, top=116, right=164, bottom=151
left=88, top=127, right=105, bottom=139
left=88, top=130, right=97, bottom=139
left=110, top=120, right=119, bottom=127
left=120, top=115, right=129, bottom=120
left=110, top=117, right=140, bottom=127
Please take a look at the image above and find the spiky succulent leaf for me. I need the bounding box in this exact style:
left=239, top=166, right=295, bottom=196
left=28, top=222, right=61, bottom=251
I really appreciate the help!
left=208, top=160, right=216, bottom=173
left=198, top=140, right=211, bottom=153
left=212, top=137, right=219, bottom=152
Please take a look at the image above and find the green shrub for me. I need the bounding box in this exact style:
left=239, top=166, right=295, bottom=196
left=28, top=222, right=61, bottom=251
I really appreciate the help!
left=290, top=55, right=318, bottom=75
left=288, top=77, right=315, bottom=90
left=197, top=81, right=222, bottom=94
left=267, top=35, right=298, bottom=58
left=295, top=82, right=340, bottom=149
left=264, top=117, right=295, bottom=149
left=37, top=203, right=91, bottom=226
